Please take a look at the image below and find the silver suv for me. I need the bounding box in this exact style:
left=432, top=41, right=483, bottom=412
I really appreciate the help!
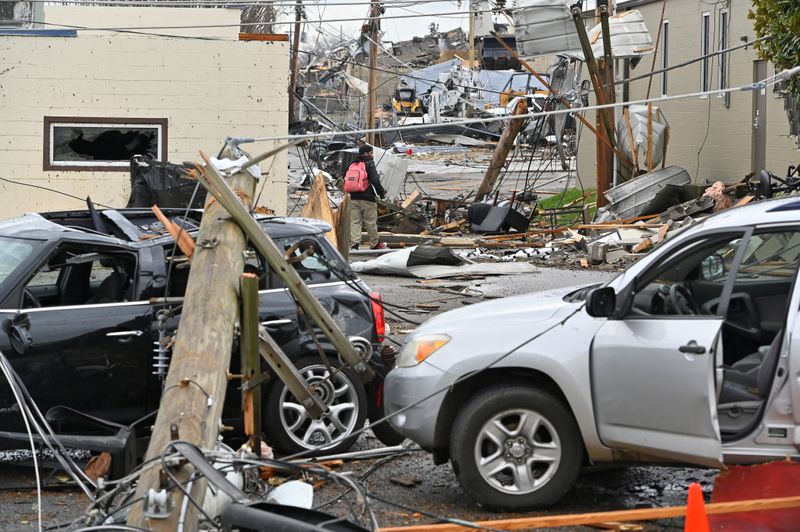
left=384, top=196, right=800, bottom=510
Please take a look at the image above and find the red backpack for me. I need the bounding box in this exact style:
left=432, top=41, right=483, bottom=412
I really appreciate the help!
left=343, top=161, right=369, bottom=193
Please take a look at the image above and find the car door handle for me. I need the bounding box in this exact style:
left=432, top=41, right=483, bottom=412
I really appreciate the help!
left=106, top=330, right=144, bottom=337
left=679, top=341, right=706, bottom=355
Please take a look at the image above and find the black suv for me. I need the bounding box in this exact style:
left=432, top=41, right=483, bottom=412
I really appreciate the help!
left=0, top=208, right=397, bottom=468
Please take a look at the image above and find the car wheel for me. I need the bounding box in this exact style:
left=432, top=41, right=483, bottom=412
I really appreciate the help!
left=264, top=355, right=366, bottom=455
left=450, top=385, right=582, bottom=510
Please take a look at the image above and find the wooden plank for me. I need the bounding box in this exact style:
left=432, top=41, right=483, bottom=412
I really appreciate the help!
left=380, top=495, right=800, bottom=532
left=735, top=195, right=755, bottom=207
left=401, top=190, right=422, bottom=209
left=300, top=173, right=338, bottom=248
left=623, top=108, right=638, bottom=171
left=334, top=193, right=352, bottom=260
left=239, top=33, right=290, bottom=41
left=151, top=205, right=196, bottom=259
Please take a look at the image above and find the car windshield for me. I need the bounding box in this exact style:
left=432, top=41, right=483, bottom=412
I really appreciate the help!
left=0, top=236, right=42, bottom=287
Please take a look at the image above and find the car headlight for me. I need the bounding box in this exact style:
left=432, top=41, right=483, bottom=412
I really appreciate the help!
left=396, top=334, right=451, bottom=367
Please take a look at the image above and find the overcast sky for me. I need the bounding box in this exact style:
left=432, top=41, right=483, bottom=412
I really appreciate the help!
left=268, top=0, right=620, bottom=46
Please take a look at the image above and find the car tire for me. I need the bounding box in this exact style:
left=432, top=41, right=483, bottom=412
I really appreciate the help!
left=264, top=355, right=367, bottom=455
left=449, top=385, right=582, bottom=511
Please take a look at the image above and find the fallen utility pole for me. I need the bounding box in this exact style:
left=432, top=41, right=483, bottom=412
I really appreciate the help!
left=127, top=150, right=257, bottom=529
left=197, top=151, right=375, bottom=383
left=475, top=99, right=527, bottom=202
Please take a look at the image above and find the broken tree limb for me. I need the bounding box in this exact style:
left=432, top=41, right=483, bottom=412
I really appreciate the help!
left=475, top=100, right=527, bottom=202
left=128, top=154, right=257, bottom=530
left=196, top=151, right=374, bottom=383
left=380, top=495, right=800, bottom=531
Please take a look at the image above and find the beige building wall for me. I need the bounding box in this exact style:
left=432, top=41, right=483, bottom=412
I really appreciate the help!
left=0, top=6, right=289, bottom=218
left=577, top=0, right=798, bottom=189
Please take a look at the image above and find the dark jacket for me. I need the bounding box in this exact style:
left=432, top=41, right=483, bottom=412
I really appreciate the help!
left=348, top=154, right=386, bottom=203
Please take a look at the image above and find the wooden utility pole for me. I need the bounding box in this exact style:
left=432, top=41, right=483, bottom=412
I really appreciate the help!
left=288, top=0, right=303, bottom=123
left=596, top=0, right=615, bottom=203
left=366, top=0, right=379, bottom=145
left=127, top=152, right=257, bottom=529
left=468, top=1, right=476, bottom=68
left=475, top=99, right=527, bottom=202
left=571, top=1, right=616, bottom=207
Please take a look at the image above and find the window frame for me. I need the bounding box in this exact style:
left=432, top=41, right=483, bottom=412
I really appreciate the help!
left=621, top=229, right=752, bottom=320
left=43, top=116, right=168, bottom=172
left=719, top=9, right=730, bottom=108
left=700, top=12, right=711, bottom=94
left=661, top=19, right=669, bottom=96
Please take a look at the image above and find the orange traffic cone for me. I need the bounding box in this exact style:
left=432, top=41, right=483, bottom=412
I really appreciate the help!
left=685, top=482, right=711, bottom=532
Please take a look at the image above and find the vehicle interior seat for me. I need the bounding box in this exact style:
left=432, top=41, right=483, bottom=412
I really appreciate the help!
left=59, top=262, right=92, bottom=305
left=719, top=329, right=783, bottom=404
left=86, top=271, right=126, bottom=304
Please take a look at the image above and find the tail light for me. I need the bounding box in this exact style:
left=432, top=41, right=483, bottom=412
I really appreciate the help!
left=370, top=291, right=386, bottom=342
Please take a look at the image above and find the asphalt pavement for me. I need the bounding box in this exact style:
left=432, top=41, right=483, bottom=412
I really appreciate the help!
left=0, top=265, right=714, bottom=531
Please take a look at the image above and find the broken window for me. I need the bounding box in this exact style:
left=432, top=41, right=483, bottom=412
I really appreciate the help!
left=44, top=117, right=167, bottom=171
left=22, top=248, right=137, bottom=308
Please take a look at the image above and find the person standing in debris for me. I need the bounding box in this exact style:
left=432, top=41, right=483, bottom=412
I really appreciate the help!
left=346, top=144, right=387, bottom=250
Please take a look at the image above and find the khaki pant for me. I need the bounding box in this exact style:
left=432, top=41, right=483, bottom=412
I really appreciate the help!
left=350, top=199, right=379, bottom=247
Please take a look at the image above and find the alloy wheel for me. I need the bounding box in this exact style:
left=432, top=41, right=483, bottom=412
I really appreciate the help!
left=278, top=364, right=360, bottom=450
left=473, top=408, right=562, bottom=494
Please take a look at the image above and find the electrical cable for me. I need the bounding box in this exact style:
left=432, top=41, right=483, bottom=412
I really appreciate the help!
left=160, top=441, right=220, bottom=527
left=239, top=67, right=800, bottom=143
left=0, top=176, right=114, bottom=209
left=0, top=353, right=97, bottom=498
left=614, top=33, right=772, bottom=86
left=21, top=8, right=496, bottom=30
left=282, top=302, right=586, bottom=461
left=0, top=350, right=43, bottom=532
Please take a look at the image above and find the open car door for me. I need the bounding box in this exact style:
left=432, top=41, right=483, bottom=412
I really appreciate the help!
left=589, top=230, right=755, bottom=468
left=591, top=319, right=723, bottom=467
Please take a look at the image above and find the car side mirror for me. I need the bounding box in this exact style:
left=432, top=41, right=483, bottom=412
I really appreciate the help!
left=586, top=287, right=616, bottom=318
left=2, top=315, right=32, bottom=356
left=700, top=253, right=725, bottom=281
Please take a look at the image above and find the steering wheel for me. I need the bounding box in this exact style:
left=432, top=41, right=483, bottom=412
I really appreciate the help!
left=22, top=288, right=42, bottom=309
left=669, top=284, right=698, bottom=315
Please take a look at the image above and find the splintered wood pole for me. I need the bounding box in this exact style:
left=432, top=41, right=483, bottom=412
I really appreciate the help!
left=127, top=155, right=257, bottom=530
left=240, top=273, right=262, bottom=452
left=475, top=99, right=527, bottom=202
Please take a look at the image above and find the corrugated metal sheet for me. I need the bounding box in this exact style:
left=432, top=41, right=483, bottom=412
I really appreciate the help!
left=586, top=10, right=654, bottom=59
left=617, top=104, right=668, bottom=169
left=604, top=166, right=691, bottom=220
left=513, top=0, right=582, bottom=60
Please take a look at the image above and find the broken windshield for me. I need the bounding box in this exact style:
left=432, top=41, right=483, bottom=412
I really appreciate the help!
left=0, top=236, right=42, bottom=287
